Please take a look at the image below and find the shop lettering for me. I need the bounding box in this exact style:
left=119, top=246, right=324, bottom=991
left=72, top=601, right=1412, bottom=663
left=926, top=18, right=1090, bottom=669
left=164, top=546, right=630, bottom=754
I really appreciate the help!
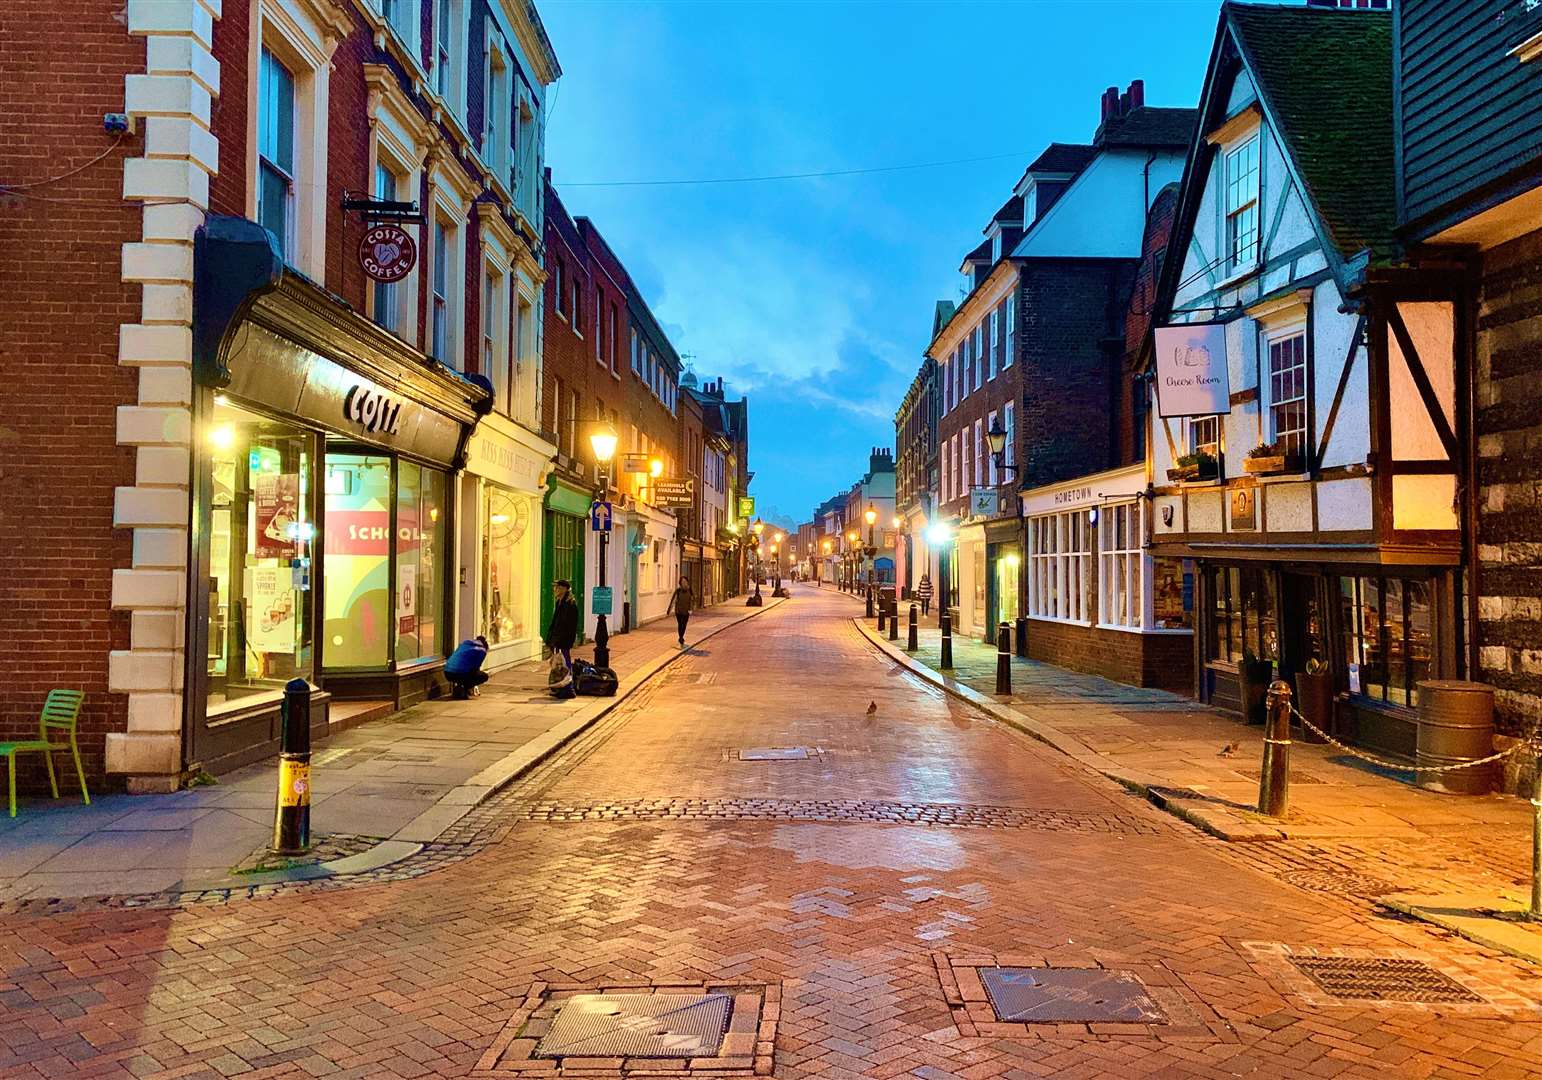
left=1054, top=487, right=1093, bottom=506
left=1162, top=374, right=1223, bottom=388
left=347, top=525, right=426, bottom=541
left=344, top=384, right=406, bottom=435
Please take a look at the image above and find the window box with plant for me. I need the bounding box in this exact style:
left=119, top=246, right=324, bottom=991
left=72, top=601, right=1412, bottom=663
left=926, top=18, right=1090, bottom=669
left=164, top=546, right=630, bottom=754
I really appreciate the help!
left=1243, top=440, right=1301, bottom=476
left=1167, top=451, right=1218, bottom=483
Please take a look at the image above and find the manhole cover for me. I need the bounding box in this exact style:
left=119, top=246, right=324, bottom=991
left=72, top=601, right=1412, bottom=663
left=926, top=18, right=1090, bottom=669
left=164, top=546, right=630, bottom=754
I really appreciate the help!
left=738, top=747, right=808, bottom=761
left=981, top=967, right=1166, bottom=1023
left=1280, top=869, right=1400, bottom=897
left=1287, top=957, right=1484, bottom=1004
left=535, top=993, right=730, bottom=1058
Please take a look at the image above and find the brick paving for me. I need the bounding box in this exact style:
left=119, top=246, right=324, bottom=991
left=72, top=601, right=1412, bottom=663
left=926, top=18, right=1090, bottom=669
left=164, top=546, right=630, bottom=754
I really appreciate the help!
left=3, top=586, right=1542, bottom=1079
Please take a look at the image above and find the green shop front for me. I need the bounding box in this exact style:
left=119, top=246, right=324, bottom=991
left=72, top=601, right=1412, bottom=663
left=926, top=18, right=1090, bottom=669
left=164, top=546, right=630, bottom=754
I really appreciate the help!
left=189, top=217, right=491, bottom=774
left=541, top=476, right=590, bottom=641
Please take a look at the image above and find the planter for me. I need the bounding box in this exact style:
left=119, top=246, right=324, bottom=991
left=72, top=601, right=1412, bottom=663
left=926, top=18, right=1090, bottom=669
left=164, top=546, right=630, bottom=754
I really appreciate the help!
left=1243, top=454, right=1301, bottom=476
left=1167, top=465, right=1196, bottom=482
left=1294, top=670, right=1333, bottom=743
left=1237, top=658, right=1275, bottom=724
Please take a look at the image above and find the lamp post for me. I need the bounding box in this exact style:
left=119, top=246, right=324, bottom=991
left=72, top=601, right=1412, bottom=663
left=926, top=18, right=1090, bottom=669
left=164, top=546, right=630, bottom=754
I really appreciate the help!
left=772, top=532, right=786, bottom=596
left=846, top=530, right=858, bottom=593
left=821, top=539, right=831, bottom=587
left=927, top=520, right=955, bottom=668
left=863, top=504, right=878, bottom=618
left=892, top=514, right=904, bottom=599
left=589, top=423, right=619, bottom=671
left=747, top=518, right=765, bottom=606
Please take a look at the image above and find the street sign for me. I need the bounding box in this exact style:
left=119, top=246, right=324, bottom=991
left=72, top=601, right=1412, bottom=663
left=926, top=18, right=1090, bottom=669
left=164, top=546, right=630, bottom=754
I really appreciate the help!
left=737, top=495, right=755, bottom=518
left=622, top=453, right=650, bottom=474
left=591, top=586, right=613, bottom=615
left=653, top=478, right=694, bottom=509
left=590, top=500, right=612, bottom=532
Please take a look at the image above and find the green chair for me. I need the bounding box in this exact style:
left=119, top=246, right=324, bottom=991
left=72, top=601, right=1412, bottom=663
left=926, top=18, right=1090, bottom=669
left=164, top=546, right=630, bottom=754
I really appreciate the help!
left=2, top=690, right=90, bottom=818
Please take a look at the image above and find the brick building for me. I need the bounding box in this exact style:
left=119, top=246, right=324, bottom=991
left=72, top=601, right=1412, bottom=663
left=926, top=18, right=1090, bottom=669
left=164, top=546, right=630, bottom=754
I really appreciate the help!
left=1, top=0, right=560, bottom=792
left=893, top=355, right=938, bottom=600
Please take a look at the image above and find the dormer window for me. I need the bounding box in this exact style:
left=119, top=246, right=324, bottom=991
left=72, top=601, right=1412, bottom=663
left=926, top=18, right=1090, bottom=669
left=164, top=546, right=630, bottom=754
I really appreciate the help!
left=1224, top=137, right=1261, bottom=273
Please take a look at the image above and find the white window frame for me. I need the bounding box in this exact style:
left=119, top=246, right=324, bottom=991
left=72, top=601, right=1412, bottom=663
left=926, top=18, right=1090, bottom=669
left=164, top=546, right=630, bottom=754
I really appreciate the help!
left=940, top=439, right=950, bottom=503
left=483, top=27, right=513, bottom=182
left=432, top=0, right=467, bottom=118
left=1189, top=415, right=1220, bottom=458
left=986, top=310, right=998, bottom=381
left=1097, top=501, right=1143, bottom=631
left=428, top=154, right=475, bottom=370
left=1266, top=327, right=1308, bottom=460
left=1224, top=135, right=1261, bottom=275
left=1002, top=400, right=1015, bottom=470
left=1028, top=510, right=1091, bottom=625
left=249, top=0, right=334, bottom=281
left=364, top=66, right=431, bottom=344
left=972, top=325, right=984, bottom=390
left=1003, top=298, right=1015, bottom=369
left=477, top=202, right=517, bottom=415
left=986, top=410, right=998, bottom=486
left=973, top=418, right=984, bottom=488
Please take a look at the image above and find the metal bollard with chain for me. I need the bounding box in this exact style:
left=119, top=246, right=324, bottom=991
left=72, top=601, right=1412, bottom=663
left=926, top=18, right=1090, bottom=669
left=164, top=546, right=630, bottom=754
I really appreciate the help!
left=1259, top=679, right=1292, bottom=817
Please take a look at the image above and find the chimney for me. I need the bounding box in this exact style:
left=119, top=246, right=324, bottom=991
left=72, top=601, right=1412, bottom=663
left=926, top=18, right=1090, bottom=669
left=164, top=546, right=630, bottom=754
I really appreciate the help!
left=1127, top=79, right=1145, bottom=110
left=1100, top=86, right=1119, bottom=123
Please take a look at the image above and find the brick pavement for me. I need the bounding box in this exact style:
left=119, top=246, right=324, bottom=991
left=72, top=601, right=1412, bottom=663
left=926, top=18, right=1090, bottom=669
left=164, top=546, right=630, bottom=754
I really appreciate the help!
left=2, top=586, right=1541, bottom=1079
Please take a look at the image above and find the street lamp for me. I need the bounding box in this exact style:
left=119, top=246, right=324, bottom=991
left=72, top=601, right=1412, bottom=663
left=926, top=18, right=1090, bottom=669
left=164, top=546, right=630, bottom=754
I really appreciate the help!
left=821, top=538, right=832, bottom=587
left=846, top=530, right=858, bottom=593
left=986, top=417, right=1018, bottom=477
left=863, top=504, right=878, bottom=617
left=589, top=423, right=619, bottom=671
left=926, top=520, right=955, bottom=667
left=747, top=518, right=766, bottom=606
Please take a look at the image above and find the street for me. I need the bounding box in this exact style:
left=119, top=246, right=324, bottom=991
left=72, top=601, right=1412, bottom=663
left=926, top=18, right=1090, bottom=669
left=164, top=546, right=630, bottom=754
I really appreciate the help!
left=3, top=587, right=1541, bottom=1079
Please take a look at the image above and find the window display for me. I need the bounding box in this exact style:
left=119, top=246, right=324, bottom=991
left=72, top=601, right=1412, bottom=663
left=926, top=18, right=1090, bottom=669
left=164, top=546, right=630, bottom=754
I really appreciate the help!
left=1206, top=565, right=1277, bottom=664
left=1339, top=574, right=1431, bottom=708
left=207, top=401, right=315, bottom=713
left=482, top=485, right=532, bottom=645
left=1028, top=510, right=1090, bottom=622
left=1152, top=556, right=1193, bottom=630
left=1098, top=502, right=1141, bottom=629
left=396, top=460, right=447, bottom=664
left=323, top=452, right=392, bottom=668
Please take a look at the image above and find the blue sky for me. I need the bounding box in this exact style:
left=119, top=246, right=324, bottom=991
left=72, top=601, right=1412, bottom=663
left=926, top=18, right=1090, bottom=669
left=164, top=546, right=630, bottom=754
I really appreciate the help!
left=540, top=0, right=1223, bottom=529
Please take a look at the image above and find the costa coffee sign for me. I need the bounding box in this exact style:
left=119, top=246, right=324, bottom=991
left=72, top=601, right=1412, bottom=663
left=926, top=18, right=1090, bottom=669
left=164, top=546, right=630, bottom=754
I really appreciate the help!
left=344, top=384, right=407, bottom=436
left=358, top=223, right=416, bottom=282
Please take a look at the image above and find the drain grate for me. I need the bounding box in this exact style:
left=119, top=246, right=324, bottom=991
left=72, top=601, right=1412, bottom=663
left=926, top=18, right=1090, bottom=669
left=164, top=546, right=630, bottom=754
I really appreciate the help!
left=1280, top=869, right=1400, bottom=897
left=982, top=967, right=1165, bottom=1024
left=1287, top=957, right=1484, bottom=1004
left=738, top=747, right=809, bottom=761
left=535, top=993, right=730, bottom=1058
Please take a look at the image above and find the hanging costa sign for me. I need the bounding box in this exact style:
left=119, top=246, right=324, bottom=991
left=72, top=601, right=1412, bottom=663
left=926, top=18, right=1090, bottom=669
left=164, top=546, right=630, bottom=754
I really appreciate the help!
left=358, top=223, right=417, bottom=282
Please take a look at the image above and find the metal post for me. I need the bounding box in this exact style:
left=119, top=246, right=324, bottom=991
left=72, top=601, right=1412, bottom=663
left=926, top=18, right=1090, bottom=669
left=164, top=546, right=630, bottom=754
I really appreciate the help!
left=877, top=593, right=888, bottom=632
left=1259, top=679, right=1292, bottom=818
left=865, top=580, right=874, bottom=618
left=907, top=603, right=918, bottom=651
left=272, top=678, right=312, bottom=854
left=1532, top=747, right=1542, bottom=920
left=1015, top=616, right=1028, bottom=658
left=888, top=596, right=899, bottom=641
left=594, top=517, right=611, bottom=670
left=940, top=610, right=953, bottom=669
left=995, top=622, right=1012, bottom=696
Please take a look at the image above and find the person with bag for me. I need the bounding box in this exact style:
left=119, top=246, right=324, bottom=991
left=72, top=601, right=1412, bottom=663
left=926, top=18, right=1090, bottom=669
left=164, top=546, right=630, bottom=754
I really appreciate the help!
left=917, top=573, right=933, bottom=616
left=544, top=579, right=580, bottom=697
left=666, top=576, right=694, bottom=647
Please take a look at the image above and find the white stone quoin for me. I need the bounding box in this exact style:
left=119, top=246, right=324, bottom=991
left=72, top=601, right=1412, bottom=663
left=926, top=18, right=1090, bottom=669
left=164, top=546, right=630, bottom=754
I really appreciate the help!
left=110, top=0, right=221, bottom=793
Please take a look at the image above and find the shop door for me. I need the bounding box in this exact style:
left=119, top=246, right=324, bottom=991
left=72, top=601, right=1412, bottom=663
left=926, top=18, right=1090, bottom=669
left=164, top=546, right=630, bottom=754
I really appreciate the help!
left=541, top=511, right=586, bottom=640
left=1279, top=572, right=1325, bottom=682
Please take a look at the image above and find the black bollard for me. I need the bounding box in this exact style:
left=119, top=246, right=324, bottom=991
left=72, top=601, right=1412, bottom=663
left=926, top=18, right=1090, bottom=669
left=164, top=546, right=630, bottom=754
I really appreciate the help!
left=877, top=594, right=888, bottom=633
left=272, top=678, right=313, bottom=854
left=940, top=609, right=953, bottom=669
left=888, top=596, right=899, bottom=641
left=865, top=583, right=874, bottom=619
left=907, top=603, right=918, bottom=651
left=995, top=622, right=1012, bottom=696
left=1015, top=616, right=1028, bottom=658
left=1259, top=679, right=1292, bottom=818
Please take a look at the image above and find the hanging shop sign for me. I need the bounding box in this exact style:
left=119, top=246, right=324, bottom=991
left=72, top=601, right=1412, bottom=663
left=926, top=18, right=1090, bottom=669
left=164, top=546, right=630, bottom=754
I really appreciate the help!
left=358, top=224, right=417, bottom=283
left=737, top=496, right=755, bottom=519
left=1153, top=322, right=1230, bottom=418
left=621, top=453, right=651, bottom=474
left=653, top=478, right=695, bottom=509
left=969, top=487, right=999, bottom=518
left=343, top=383, right=407, bottom=435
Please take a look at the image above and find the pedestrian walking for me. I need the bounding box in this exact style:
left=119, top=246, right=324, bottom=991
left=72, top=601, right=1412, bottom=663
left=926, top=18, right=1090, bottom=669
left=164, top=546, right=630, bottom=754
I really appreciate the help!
left=444, top=635, right=490, bottom=700
left=666, top=576, right=694, bottom=647
left=917, top=573, right=933, bottom=616
left=544, top=579, right=580, bottom=685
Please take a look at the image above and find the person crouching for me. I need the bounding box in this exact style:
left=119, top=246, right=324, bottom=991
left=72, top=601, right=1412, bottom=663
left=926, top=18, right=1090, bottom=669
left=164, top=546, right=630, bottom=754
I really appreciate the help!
left=445, top=635, right=490, bottom=700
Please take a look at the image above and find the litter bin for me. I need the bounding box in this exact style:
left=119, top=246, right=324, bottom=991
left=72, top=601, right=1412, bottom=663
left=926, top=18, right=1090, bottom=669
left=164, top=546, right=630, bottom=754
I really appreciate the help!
left=1416, top=680, right=1495, bottom=795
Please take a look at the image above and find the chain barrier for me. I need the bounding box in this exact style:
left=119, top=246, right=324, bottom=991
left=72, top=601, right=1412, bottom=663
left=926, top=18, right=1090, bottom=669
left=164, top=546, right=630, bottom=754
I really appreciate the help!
left=1286, top=702, right=1537, bottom=775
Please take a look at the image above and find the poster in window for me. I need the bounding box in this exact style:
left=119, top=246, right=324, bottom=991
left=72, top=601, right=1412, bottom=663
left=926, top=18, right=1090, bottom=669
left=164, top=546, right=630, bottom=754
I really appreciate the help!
left=249, top=564, right=296, bottom=655
left=397, top=563, right=417, bottom=637
left=1152, top=556, right=1191, bottom=630
left=1153, top=322, right=1230, bottom=417
left=254, top=473, right=300, bottom=559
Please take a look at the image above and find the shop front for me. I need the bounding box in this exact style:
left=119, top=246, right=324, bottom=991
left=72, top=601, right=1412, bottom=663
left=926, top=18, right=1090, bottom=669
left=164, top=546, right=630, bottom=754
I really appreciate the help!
left=190, top=217, right=490, bottom=774
left=542, top=476, right=591, bottom=642
left=460, top=413, right=554, bottom=672
left=1022, top=464, right=1194, bottom=692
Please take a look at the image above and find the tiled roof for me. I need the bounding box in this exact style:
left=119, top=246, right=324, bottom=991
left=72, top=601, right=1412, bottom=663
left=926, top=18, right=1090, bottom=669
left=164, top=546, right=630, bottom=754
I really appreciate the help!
left=963, top=238, right=992, bottom=264
left=1022, top=143, right=1097, bottom=178
left=1095, top=106, right=1196, bottom=150
left=1226, top=2, right=1395, bottom=262
left=933, top=301, right=956, bottom=339
left=989, top=193, right=1024, bottom=225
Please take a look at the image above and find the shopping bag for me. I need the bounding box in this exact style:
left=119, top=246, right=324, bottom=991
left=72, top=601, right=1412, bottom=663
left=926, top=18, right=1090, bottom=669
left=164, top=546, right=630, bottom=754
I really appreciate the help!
left=547, top=652, right=572, bottom=689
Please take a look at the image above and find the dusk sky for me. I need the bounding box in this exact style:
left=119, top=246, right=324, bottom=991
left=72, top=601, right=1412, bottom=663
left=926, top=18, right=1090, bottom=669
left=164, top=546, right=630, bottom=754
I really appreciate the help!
left=540, top=0, right=1224, bottom=529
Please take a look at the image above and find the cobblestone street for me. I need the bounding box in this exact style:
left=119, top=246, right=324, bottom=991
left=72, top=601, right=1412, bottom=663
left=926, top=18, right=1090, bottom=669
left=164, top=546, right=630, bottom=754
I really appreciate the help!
left=5, top=587, right=1542, bottom=1080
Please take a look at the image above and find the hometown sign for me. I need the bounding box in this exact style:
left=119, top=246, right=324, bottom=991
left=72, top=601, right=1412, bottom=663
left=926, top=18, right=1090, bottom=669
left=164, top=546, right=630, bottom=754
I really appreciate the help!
left=1153, top=323, right=1230, bottom=418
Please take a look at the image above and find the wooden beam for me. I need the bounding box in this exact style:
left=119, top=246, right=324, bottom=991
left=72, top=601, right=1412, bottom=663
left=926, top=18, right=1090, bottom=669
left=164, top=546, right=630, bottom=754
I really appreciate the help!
left=1386, top=304, right=1459, bottom=462
left=1314, top=314, right=1366, bottom=466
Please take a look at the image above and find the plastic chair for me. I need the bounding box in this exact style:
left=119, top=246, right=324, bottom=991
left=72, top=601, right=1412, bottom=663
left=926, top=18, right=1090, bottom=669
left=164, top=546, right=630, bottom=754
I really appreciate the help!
left=2, top=690, right=90, bottom=818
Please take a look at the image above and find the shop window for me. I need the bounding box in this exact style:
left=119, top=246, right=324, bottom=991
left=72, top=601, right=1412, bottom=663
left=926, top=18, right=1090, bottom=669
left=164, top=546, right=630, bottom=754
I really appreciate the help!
left=1152, top=556, right=1193, bottom=630
left=1267, top=332, right=1307, bottom=459
left=1190, top=415, right=1219, bottom=458
left=1098, top=502, right=1141, bottom=629
left=257, top=47, right=296, bottom=261
left=1205, top=565, right=1278, bottom=665
left=482, top=486, right=531, bottom=645
left=1028, top=511, right=1090, bottom=623
left=395, top=460, right=447, bottom=664
left=1339, top=575, right=1432, bottom=708
left=323, top=453, right=392, bottom=668
left=995, top=549, right=1021, bottom=624
left=947, top=544, right=960, bottom=609
left=206, top=401, right=315, bottom=714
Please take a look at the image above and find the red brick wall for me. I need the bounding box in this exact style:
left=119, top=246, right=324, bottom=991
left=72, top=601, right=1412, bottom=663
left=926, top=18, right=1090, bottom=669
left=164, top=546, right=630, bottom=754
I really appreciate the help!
left=210, top=0, right=250, bottom=220
left=1119, top=184, right=1179, bottom=466
left=1026, top=618, right=1193, bottom=694
left=0, top=0, right=143, bottom=785
left=936, top=312, right=1022, bottom=522
left=543, top=181, right=596, bottom=472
